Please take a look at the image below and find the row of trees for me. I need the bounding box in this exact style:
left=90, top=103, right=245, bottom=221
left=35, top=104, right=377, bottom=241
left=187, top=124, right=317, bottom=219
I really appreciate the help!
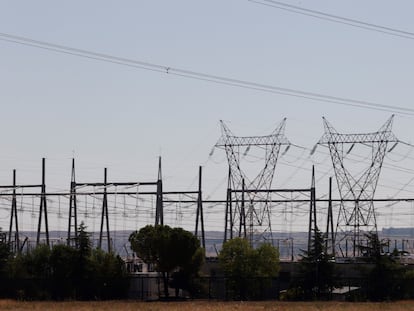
left=1, top=222, right=411, bottom=301
left=0, top=223, right=127, bottom=300
left=216, top=228, right=414, bottom=301
left=286, top=228, right=414, bottom=301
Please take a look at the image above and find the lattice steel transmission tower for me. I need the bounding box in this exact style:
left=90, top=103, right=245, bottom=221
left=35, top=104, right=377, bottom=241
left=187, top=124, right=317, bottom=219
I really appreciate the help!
left=215, top=119, right=290, bottom=244
left=316, top=115, right=398, bottom=257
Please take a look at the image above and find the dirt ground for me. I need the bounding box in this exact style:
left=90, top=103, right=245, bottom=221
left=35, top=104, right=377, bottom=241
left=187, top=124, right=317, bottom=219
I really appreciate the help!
left=1, top=300, right=414, bottom=311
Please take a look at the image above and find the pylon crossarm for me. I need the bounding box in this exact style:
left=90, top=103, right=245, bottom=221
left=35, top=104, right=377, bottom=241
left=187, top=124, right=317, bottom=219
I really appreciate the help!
left=216, top=135, right=290, bottom=147
left=216, top=119, right=290, bottom=148
left=318, top=132, right=398, bottom=145
left=319, top=114, right=397, bottom=145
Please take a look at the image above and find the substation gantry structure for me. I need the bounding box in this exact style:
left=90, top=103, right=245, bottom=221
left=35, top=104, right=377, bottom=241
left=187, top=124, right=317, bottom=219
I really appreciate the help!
left=67, top=157, right=206, bottom=252
left=315, top=115, right=400, bottom=257
left=214, top=119, right=291, bottom=245
left=7, top=157, right=206, bottom=254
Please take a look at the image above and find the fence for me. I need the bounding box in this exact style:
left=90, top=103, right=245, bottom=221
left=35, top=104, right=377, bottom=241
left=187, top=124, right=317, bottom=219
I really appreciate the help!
left=128, top=276, right=280, bottom=300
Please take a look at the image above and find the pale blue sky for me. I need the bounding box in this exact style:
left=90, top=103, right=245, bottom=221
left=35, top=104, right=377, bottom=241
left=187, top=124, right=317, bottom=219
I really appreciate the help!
left=1, top=1, right=414, bottom=233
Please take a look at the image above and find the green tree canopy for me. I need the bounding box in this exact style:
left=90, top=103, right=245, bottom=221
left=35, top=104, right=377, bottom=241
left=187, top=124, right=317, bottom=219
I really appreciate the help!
left=254, top=242, right=280, bottom=278
left=219, top=238, right=280, bottom=278
left=219, top=237, right=254, bottom=278
left=77, top=221, right=92, bottom=258
left=0, top=236, right=11, bottom=278
left=27, top=244, right=52, bottom=278
left=6, top=223, right=127, bottom=300
left=129, top=225, right=204, bottom=298
left=219, top=238, right=280, bottom=299
left=50, top=244, right=78, bottom=279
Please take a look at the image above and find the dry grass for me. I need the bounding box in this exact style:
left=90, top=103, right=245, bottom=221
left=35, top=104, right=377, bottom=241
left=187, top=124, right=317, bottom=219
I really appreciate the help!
left=1, top=300, right=414, bottom=311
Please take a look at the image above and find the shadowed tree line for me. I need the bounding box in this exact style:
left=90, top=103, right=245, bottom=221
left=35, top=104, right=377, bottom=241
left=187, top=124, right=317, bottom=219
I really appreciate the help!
left=284, top=229, right=414, bottom=301
left=286, top=228, right=337, bottom=300
left=0, top=223, right=128, bottom=300
left=2, top=223, right=414, bottom=301
left=356, top=232, right=414, bottom=301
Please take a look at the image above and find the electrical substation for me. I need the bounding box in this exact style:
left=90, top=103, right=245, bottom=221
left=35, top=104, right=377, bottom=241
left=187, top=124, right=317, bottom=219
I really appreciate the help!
left=3, top=115, right=414, bottom=264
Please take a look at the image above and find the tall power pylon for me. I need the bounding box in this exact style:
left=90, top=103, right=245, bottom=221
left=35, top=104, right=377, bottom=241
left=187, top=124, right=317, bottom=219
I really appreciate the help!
left=316, top=115, right=398, bottom=257
left=215, top=119, right=290, bottom=244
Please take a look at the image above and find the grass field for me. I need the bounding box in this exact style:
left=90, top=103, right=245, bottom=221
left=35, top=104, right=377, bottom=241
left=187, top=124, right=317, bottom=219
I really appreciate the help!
left=1, top=300, right=414, bottom=311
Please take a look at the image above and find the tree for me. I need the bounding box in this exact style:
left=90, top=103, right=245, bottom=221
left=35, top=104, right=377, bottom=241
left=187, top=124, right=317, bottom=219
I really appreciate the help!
left=50, top=244, right=78, bottom=299
left=219, top=238, right=254, bottom=278
left=77, top=222, right=92, bottom=258
left=129, top=225, right=204, bottom=298
left=26, top=244, right=52, bottom=278
left=254, top=243, right=280, bottom=278
left=75, top=222, right=127, bottom=299
left=8, top=244, right=52, bottom=299
left=169, top=227, right=205, bottom=297
left=0, top=238, right=10, bottom=278
left=74, top=222, right=94, bottom=281
left=89, top=248, right=128, bottom=299
left=296, top=228, right=336, bottom=300
left=50, top=245, right=78, bottom=279
left=219, top=238, right=280, bottom=300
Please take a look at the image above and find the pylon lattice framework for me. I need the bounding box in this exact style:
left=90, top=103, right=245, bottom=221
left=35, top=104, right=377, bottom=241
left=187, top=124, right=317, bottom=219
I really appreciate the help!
left=215, top=119, right=290, bottom=243
left=317, top=115, right=398, bottom=257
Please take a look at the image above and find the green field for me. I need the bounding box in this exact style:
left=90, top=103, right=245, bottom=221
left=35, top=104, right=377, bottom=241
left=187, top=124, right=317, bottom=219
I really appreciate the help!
left=2, top=300, right=414, bottom=311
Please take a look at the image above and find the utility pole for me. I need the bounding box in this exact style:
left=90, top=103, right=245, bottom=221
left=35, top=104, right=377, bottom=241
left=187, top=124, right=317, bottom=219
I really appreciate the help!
left=224, top=166, right=232, bottom=243
left=308, top=165, right=317, bottom=253
left=98, top=168, right=111, bottom=252
left=155, top=157, right=164, bottom=225
left=8, top=169, right=19, bottom=252
left=195, top=166, right=205, bottom=249
left=240, top=178, right=246, bottom=238
left=326, top=177, right=335, bottom=255
left=67, top=158, right=78, bottom=247
left=37, top=158, right=49, bottom=247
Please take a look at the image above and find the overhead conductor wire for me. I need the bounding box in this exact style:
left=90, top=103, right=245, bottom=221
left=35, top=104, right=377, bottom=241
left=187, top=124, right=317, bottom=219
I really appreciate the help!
left=0, top=32, right=413, bottom=116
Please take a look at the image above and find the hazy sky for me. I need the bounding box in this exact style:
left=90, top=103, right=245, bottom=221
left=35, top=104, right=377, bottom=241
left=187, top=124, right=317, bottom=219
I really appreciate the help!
left=1, top=1, right=414, bottom=234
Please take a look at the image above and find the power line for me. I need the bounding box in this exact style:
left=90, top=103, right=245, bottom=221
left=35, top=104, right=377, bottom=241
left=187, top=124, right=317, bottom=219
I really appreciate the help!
left=0, top=32, right=413, bottom=116
left=249, top=0, right=414, bottom=40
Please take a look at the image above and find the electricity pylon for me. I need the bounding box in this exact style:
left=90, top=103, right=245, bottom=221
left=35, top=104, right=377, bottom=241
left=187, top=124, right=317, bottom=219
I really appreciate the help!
left=316, top=115, right=398, bottom=257
left=215, top=119, right=290, bottom=244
